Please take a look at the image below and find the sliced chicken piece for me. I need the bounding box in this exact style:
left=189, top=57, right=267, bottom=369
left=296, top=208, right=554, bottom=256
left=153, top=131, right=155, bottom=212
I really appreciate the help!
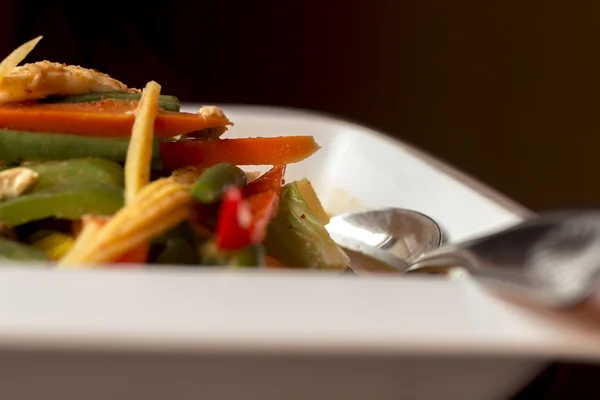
left=0, top=61, right=139, bottom=103
left=0, top=167, right=39, bottom=200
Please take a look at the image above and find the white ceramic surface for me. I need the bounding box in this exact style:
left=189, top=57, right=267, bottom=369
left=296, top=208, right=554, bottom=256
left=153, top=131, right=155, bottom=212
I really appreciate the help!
left=0, top=105, right=596, bottom=400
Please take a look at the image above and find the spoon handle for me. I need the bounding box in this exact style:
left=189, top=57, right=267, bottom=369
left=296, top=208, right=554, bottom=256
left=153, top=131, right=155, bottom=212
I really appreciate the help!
left=405, top=251, right=473, bottom=275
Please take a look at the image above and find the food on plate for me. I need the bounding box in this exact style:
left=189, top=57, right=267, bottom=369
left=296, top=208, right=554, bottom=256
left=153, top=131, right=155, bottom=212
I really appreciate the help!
left=263, top=182, right=348, bottom=269
left=0, top=36, right=349, bottom=270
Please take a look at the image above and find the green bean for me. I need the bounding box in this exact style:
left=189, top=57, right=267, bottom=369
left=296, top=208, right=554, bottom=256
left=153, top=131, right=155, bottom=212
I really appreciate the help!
left=198, top=239, right=264, bottom=267
left=155, top=237, right=199, bottom=265
left=191, top=163, right=247, bottom=204
left=46, top=92, right=181, bottom=112
left=151, top=222, right=195, bottom=246
left=0, top=129, right=162, bottom=169
left=230, top=245, right=265, bottom=267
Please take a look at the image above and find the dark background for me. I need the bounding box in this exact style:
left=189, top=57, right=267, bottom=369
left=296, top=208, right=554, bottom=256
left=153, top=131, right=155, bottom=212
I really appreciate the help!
left=4, top=1, right=599, bottom=212
left=3, top=2, right=600, bottom=397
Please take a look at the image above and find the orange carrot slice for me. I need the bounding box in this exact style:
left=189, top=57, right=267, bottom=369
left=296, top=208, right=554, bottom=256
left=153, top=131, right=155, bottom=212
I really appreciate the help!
left=161, top=137, right=320, bottom=170
left=0, top=100, right=231, bottom=138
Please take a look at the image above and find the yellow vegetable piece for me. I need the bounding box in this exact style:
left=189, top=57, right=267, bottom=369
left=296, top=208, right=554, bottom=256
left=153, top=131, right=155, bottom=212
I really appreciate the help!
left=58, top=178, right=193, bottom=266
left=32, top=232, right=74, bottom=261
left=295, top=178, right=330, bottom=225
left=58, top=219, right=103, bottom=266
left=0, top=36, right=42, bottom=86
left=124, top=80, right=161, bottom=204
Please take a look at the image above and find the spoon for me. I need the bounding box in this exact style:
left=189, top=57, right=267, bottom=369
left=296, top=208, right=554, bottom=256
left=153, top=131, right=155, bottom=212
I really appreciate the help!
left=326, top=208, right=443, bottom=271
left=329, top=208, right=600, bottom=308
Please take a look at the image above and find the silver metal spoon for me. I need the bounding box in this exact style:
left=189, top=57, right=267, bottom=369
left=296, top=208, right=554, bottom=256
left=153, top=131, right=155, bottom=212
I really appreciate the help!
left=329, top=208, right=600, bottom=308
left=406, top=210, right=600, bottom=307
left=326, top=208, right=443, bottom=271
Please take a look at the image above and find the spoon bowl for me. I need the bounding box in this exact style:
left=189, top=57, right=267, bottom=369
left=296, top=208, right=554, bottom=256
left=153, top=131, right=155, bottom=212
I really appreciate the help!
left=326, top=208, right=443, bottom=272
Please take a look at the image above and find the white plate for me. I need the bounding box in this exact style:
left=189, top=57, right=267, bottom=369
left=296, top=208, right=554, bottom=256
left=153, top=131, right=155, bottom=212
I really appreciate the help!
left=0, top=105, right=597, bottom=400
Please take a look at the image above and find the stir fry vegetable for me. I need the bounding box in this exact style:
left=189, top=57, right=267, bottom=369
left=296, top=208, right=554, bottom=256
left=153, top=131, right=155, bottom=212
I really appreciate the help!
left=191, top=163, right=247, bottom=204
left=125, top=81, right=161, bottom=203
left=0, top=36, right=42, bottom=85
left=0, top=36, right=349, bottom=270
left=0, top=237, right=47, bottom=261
left=50, top=92, right=181, bottom=112
left=0, top=158, right=124, bottom=227
left=243, top=165, right=286, bottom=198
left=264, top=183, right=349, bottom=270
left=160, top=136, right=320, bottom=170
left=31, top=231, right=74, bottom=260
left=0, top=101, right=232, bottom=138
left=0, top=129, right=162, bottom=167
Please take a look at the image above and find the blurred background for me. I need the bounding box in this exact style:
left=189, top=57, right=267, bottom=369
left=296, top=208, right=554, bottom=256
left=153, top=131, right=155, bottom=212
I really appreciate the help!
left=2, top=1, right=597, bottom=212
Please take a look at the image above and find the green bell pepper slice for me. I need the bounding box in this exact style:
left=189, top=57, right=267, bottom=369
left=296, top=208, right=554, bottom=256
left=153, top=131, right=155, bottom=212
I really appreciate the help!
left=0, top=158, right=125, bottom=228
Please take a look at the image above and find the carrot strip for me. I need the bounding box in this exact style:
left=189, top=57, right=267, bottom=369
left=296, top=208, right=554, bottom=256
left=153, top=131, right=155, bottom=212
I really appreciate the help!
left=161, top=137, right=320, bottom=170
left=0, top=101, right=232, bottom=138
left=243, top=165, right=286, bottom=198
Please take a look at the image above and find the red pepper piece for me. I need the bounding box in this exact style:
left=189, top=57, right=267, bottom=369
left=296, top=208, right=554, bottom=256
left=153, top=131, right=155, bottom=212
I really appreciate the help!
left=215, top=187, right=252, bottom=250
left=247, top=190, right=279, bottom=243
left=215, top=187, right=280, bottom=251
left=243, top=165, right=286, bottom=198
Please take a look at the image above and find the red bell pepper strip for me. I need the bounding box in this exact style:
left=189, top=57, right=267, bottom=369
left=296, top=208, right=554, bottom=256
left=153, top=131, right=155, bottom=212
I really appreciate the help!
left=243, top=165, right=286, bottom=198
left=215, top=187, right=252, bottom=250
left=215, top=187, right=280, bottom=251
left=247, top=190, right=279, bottom=243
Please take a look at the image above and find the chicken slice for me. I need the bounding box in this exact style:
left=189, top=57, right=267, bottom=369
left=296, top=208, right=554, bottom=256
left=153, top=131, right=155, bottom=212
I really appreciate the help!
left=0, top=167, right=39, bottom=200
left=0, top=61, right=140, bottom=103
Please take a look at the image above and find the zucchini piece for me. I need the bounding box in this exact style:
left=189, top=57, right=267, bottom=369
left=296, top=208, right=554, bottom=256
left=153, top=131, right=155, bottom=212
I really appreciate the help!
left=295, top=178, right=330, bottom=225
left=264, top=182, right=349, bottom=270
